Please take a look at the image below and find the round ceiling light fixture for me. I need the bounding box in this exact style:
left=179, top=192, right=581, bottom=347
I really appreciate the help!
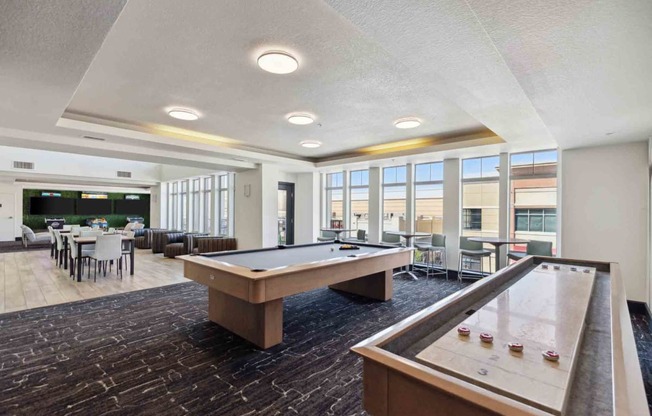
left=257, top=51, right=299, bottom=74
left=300, top=140, right=322, bottom=148
left=394, top=118, right=421, bottom=129
left=287, top=114, right=314, bottom=125
left=168, top=108, right=200, bottom=121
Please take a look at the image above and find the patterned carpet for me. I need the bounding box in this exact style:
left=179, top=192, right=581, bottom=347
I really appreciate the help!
left=0, top=277, right=468, bottom=415
left=1, top=277, right=650, bottom=415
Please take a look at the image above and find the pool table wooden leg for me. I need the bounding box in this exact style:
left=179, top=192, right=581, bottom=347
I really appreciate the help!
left=328, top=269, right=393, bottom=301
left=208, top=288, right=283, bottom=349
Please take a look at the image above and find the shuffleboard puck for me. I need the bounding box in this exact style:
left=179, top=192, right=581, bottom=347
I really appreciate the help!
left=542, top=350, right=560, bottom=362
left=508, top=342, right=523, bottom=352
left=479, top=333, right=494, bottom=343
left=457, top=326, right=471, bottom=336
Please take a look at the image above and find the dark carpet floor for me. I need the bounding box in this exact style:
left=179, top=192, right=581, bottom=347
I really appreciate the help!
left=631, top=308, right=652, bottom=413
left=0, top=277, right=650, bottom=415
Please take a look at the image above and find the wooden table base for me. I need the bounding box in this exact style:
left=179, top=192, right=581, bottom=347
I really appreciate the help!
left=208, top=269, right=393, bottom=349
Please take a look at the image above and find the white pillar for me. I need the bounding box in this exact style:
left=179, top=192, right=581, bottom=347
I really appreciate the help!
left=406, top=163, right=415, bottom=234
left=368, top=167, right=382, bottom=244
left=234, top=164, right=279, bottom=249
left=443, top=158, right=460, bottom=271
left=498, top=153, right=510, bottom=261
left=342, top=170, right=350, bottom=230
left=295, top=172, right=320, bottom=244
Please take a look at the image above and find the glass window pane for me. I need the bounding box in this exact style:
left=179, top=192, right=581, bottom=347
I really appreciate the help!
left=415, top=164, right=430, bottom=182
left=462, top=158, right=482, bottom=179
left=383, top=167, right=395, bottom=184
left=396, top=166, right=406, bottom=183
left=529, top=214, right=543, bottom=232
left=534, top=150, right=558, bottom=164
left=481, top=156, right=500, bottom=178
left=431, top=162, right=443, bottom=181
left=360, top=170, right=369, bottom=185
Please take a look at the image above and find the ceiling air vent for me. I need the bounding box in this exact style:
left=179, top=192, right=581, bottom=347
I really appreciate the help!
left=13, top=161, right=34, bottom=170
left=117, top=171, right=132, bottom=178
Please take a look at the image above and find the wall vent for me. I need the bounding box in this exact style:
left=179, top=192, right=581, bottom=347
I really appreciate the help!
left=117, top=171, right=132, bottom=178
left=13, top=161, right=34, bottom=170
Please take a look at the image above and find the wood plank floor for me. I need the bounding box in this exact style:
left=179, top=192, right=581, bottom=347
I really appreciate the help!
left=0, top=248, right=188, bottom=314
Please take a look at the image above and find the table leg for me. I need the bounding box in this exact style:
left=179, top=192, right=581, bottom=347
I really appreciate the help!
left=329, top=270, right=392, bottom=301
left=208, top=288, right=283, bottom=349
left=493, top=243, right=504, bottom=270
left=393, top=236, right=419, bottom=280
left=63, top=236, right=68, bottom=270
left=76, top=242, right=83, bottom=282
left=129, top=240, right=135, bottom=275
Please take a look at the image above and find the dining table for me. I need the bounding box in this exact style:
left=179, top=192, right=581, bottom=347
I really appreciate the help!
left=71, top=235, right=135, bottom=282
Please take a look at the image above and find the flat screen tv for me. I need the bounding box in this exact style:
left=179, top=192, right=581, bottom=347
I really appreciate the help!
left=76, top=199, right=112, bottom=215
left=114, top=199, right=149, bottom=215
left=29, top=197, right=75, bottom=215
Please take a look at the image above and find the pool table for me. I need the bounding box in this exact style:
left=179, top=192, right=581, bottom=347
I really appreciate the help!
left=180, top=242, right=412, bottom=349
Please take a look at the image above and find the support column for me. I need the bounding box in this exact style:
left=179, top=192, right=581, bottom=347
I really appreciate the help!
left=406, top=163, right=415, bottom=234
left=443, top=159, right=460, bottom=272
left=498, top=153, right=510, bottom=261
left=368, top=167, right=382, bottom=244
left=342, top=170, right=351, bottom=230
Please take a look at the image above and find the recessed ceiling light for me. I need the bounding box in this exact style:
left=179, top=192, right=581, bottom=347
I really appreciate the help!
left=287, top=114, right=314, bottom=125
left=257, top=51, right=298, bottom=74
left=394, top=118, right=421, bottom=129
left=168, top=108, right=199, bottom=121
left=300, top=140, right=322, bottom=148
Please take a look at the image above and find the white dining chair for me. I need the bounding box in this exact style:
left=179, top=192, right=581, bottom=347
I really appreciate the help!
left=80, top=230, right=103, bottom=251
left=69, top=237, right=94, bottom=280
left=121, top=231, right=135, bottom=271
left=89, top=234, right=123, bottom=281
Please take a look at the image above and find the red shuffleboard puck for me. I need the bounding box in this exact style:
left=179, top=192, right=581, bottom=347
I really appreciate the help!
left=542, top=350, right=560, bottom=362
left=508, top=342, right=524, bottom=352
left=457, top=326, right=471, bottom=336
left=479, top=333, right=493, bottom=343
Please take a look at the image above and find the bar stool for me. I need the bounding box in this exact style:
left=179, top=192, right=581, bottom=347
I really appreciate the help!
left=458, top=236, right=492, bottom=281
left=415, top=234, right=448, bottom=280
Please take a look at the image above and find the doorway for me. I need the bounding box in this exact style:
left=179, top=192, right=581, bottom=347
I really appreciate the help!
left=278, top=182, right=295, bottom=245
left=0, top=193, right=16, bottom=242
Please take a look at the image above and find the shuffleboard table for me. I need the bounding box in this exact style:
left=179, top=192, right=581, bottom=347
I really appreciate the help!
left=351, top=256, right=648, bottom=416
left=180, top=242, right=412, bottom=349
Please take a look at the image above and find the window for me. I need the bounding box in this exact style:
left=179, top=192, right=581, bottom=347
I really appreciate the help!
left=414, top=162, right=443, bottom=234
left=514, top=208, right=557, bottom=233
left=510, top=150, right=558, bottom=255
left=463, top=208, right=482, bottom=230
left=191, top=178, right=200, bottom=232
left=217, top=174, right=230, bottom=235
left=165, top=173, right=232, bottom=235
left=325, top=172, right=344, bottom=228
left=383, top=166, right=406, bottom=232
left=202, top=177, right=212, bottom=233
left=462, top=156, right=500, bottom=272
left=350, top=170, right=369, bottom=232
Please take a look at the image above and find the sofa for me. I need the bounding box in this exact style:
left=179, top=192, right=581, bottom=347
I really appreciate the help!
left=195, top=236, right=237, bottom=254
left=151, top=229, right=183, bottom=254
left=134, top=228, right=166, bottom=249
left=163, top=233, right=208, bottom=258
left=20, top=225, right=51, bottom=248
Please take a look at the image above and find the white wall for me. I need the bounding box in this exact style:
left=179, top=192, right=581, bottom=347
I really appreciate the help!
left=295, top=172, right=319, bottom=244
left=0, top=180, right=21, bottom=240
left=0, top=146, right=160, bottom=183
left=562, top=141, right=649, bottom=302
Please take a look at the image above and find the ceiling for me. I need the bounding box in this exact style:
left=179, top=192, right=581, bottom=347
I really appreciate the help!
left=0, top=0, right=650, bottom=174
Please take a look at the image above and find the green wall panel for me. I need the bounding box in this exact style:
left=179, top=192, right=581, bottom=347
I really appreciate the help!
left=23, top=189, right=150, bottom=230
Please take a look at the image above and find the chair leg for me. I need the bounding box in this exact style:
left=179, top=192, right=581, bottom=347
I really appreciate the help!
left=94, top=260, right=97, bottom=282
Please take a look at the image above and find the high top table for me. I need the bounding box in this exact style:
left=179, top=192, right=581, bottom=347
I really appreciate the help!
left=468, top=237, right=529, bottom=270
left=320, top=228, right=354, bottom=241
left=385, top=231, right=432, bottom=280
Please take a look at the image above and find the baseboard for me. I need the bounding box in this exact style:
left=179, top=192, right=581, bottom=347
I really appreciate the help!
left=627, top=300, right=652, bottom=318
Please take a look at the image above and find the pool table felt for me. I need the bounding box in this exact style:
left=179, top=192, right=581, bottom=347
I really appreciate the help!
left=198, top=243, right=389, bottom=271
